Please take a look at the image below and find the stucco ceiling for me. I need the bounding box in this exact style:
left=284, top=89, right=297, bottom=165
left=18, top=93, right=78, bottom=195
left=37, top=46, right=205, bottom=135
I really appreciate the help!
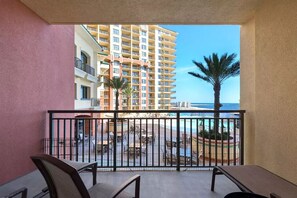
left=20, top=0, right=263, bottom=24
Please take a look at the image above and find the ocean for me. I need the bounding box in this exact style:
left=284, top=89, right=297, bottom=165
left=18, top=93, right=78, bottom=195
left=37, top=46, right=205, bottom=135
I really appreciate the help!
left=191, top=103, right=240, bottom=110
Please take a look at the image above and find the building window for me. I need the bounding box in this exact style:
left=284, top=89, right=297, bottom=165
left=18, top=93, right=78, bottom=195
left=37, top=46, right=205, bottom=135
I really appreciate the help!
left=114, top=61, right=120, bottom=66
left=142, top=73, right=146, bottom=77
left=75, top=83, right=77, bottom=99
left=141, top=38, right=146, bottom=43
left=141, top=45, right=147, bottom=50
left=141, top=31, right=147, bottom=36
left=113, top=68, right=119, bottom=74
left=142, top=79, right=146, bottom=84
left=81, top=85, right=90, bottom=99
left=142, top=100, right=146, bottom=104
left=142, top=86, right=146, bottom=91
left=113, top=44, right=120, bottom=50
left=141, top=66, right=147, bottom=71
left=113, top=36, right=119, bottom=43
left=114, top=53, right=120, bottom=58
left=81, top=52, right=88, bottom=64
left=142, top=93, right=146, bottom=97
left=113, top=29, right=119, bottom=35
left=142, top=52, right=147, bottom=57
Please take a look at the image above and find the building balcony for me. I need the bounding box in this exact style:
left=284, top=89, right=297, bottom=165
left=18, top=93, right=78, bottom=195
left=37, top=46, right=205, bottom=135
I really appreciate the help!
left=87, top=26, right=98, bottom=32
left=99, top=25, right=109, bottom=30
left=75, top=57, right=96, bottom=77
left=122, top=27, right=130, bottom=32
left=75, top=98, right=99, bottom=109
left=99, top=38, right=109, bottom=44
left=122, top=49, right=130, bottom=55
left=122, top=34, right=131, bottom=41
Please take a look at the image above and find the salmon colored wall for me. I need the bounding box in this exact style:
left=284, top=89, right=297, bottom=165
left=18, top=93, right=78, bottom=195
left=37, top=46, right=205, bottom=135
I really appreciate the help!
left=0, top=0, right=74, bottom=184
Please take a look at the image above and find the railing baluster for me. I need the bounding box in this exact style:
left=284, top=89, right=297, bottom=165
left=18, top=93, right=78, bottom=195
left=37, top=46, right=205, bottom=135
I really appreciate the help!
left=221, top=119, right=224, bottom=166
left=70, top=119, right=73, bottom=160
left=152, top=118, right=155, bottom=167
left=57, top=119, right=60, bottom=159
left=227, top=118, right=230, bottom=165
left=240, top=112, right=245, bottom=165
left=233, top=118, right=236, bottom=165
left=75, top=118, right=79, bottom=161
left=49, top=112, right=53, bottom=156
left=176, top=112, right=180, bottom=171
left=82, top=119, right=85, bottom=162
left=196, top=118, right=199, bottom=167
left=94, top=118, right=98, bottom=162
left=88, top=119, right=91, bottom=162
left=158, top=118, right=160, bottom=167
left=201, top=119, right=205, bottom=166
left=63, top=119, right=66, bottom=159
left=113, top=112, right=117, bottom=171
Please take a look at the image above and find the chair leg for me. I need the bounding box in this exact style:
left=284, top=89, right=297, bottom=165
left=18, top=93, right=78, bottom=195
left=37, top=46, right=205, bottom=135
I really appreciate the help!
left=211, top=167, right=218, bottom=191
left=92, top=163, right=97, bottom=185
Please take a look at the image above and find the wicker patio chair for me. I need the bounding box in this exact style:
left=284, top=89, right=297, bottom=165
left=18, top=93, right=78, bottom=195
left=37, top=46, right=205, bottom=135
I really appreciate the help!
left=31, top=154, right=140, bottom=198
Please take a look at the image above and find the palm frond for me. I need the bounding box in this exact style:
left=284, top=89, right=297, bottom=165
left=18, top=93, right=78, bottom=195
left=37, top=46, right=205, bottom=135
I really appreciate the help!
left=188, top=72, right=213, bottom=84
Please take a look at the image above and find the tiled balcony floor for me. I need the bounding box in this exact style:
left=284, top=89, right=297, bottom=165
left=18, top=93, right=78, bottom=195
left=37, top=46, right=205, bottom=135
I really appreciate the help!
left=0, top=169, right=239, bottom=197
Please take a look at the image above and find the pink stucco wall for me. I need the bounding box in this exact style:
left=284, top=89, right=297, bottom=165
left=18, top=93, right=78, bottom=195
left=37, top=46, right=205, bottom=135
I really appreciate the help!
left=0, top=0, right=74, bottom=184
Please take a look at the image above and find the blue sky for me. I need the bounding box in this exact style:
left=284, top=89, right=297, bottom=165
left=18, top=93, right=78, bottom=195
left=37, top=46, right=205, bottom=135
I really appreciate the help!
left=161, top=25, right=240, bottom=103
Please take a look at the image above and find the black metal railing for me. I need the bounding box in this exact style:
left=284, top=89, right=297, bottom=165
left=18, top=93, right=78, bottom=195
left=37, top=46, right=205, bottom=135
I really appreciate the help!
left=75, top=57, right=95, bottom=76
left=46, top=110, right=245, bottom=171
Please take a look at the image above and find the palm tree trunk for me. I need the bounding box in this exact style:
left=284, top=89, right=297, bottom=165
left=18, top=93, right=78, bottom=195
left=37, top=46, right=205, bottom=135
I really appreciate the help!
left=213, top=82, right=221, bottom=134
left=127, top=96, right=130, bottom=110
left=115, top=91, right=119, bottom=111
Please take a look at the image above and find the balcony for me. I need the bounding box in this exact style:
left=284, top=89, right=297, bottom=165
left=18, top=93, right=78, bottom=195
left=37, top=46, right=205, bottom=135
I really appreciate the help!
left=75, top=57, right=95, bottom=76
left=46, top=110, right=245, bottom=170
left=91, top=98, right=100, bottom=107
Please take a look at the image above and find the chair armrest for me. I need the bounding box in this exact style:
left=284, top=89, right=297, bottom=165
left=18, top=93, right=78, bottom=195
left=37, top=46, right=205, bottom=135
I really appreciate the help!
left=270, top=193, right=281, bottom=198
left=111, top=175, right=141, bottom=198
left=4, top=187, right=27, bottom=198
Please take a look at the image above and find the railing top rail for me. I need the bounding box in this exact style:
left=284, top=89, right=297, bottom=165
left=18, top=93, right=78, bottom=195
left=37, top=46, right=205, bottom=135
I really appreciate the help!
left=48, top=109, right=246, bottom=114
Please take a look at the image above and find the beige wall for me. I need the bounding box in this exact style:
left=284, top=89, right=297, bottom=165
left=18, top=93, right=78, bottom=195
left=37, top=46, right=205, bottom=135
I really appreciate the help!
left=241, top=0, right=297, bottom=183
left=240, top=18, right=256, bottom=165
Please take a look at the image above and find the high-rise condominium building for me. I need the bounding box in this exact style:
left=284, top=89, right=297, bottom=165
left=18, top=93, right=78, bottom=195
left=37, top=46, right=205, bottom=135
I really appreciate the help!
left=86, top=25, right=177, bottom=110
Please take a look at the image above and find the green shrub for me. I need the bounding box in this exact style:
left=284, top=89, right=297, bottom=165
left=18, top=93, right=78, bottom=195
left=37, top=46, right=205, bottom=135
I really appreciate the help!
left=199, top=129, right=233, bottom=140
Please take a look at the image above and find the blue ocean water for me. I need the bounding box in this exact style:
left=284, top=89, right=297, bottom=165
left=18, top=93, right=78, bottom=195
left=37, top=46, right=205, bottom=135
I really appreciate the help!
left=191, top=103, right=239, bottom=110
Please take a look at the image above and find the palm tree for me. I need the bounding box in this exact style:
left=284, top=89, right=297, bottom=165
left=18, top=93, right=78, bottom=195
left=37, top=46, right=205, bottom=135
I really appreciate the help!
left=188, top=53, right=240, bottom=132
left=122, top=85, right=136, bottom=110
left=105, top=76, right=129, bottom=110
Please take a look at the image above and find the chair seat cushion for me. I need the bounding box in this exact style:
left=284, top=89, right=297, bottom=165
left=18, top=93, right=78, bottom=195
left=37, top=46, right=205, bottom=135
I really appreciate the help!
left=88, top=183, right=134, bottom=198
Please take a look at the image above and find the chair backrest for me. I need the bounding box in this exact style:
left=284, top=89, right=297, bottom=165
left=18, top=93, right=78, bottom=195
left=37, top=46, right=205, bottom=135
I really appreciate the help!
left=31, top=154, right=90, bottom=198
left=225, top=192, right=268, bottom=198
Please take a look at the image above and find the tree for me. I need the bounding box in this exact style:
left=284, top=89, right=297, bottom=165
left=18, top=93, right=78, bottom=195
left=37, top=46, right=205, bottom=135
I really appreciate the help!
left=188, top=53, right=240, bottom=132
left=122, top=85, right=136, bottom=110
left=105, top=76, right=129, bottom=110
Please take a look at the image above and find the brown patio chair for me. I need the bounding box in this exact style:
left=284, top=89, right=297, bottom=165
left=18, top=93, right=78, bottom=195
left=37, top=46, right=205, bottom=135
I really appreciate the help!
left=31, top=154, right=140, bottom=198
